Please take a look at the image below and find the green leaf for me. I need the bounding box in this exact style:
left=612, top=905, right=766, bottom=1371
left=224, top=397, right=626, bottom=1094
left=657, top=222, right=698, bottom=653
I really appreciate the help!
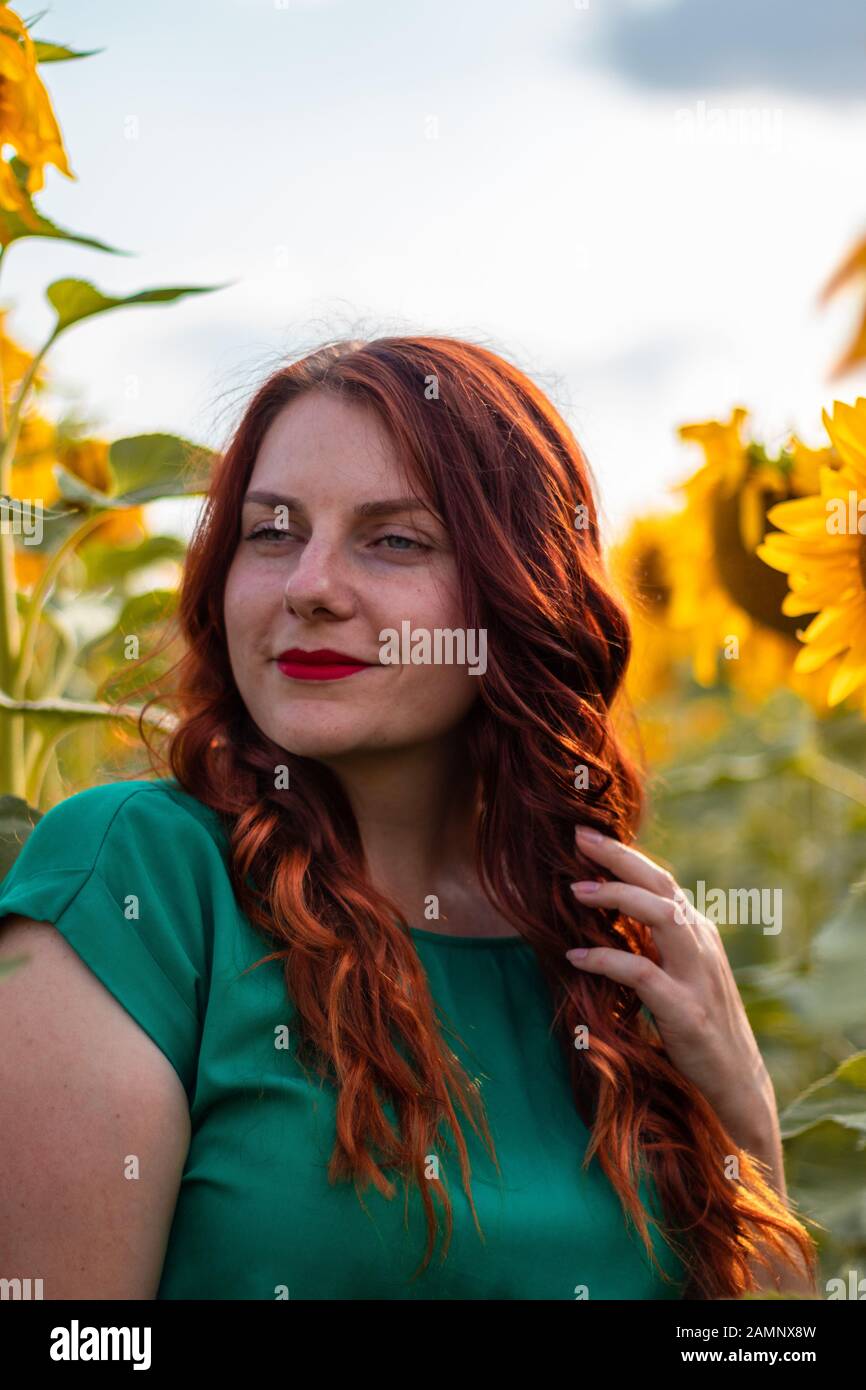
left=109, top=433, right=215, bottom=503
left=81, top=534, right=187, bottom=588
left=779, top=1053, right=866, bottom=1140
left=776, top=879, right=866, bottom=1035
left=52, top=434, right=213, bottom=513
left=660, top=748, right=802, bottom=794
left=53, top=466, right=119, bottom=510
left=0, top=794, right=41, bottom=881
left=34, top=40, right=104, bottom=62
left=0, top=688, right=177, bottom=734
left=80, top=589, right=178, bottom=662
left=114, top=588, right=178, bottom=632
left=0, top=159, right=127, bottom=255
left=45, top=277, right=231, bottom=338
left=13, top=503, right=93, bottom=555
left=784, top=1120, right=866, bottom=1247
left=24, top=4, right=103, bottom=59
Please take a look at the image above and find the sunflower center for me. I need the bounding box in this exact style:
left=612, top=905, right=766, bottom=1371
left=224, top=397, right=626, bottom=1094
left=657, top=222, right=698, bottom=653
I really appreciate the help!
left=635, top=543, right=671, bottom=612
left=711, top=486, right=816, bottom=638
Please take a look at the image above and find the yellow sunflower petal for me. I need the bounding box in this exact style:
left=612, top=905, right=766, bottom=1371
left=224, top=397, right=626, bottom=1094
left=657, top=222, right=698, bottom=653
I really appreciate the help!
left=822, top=399, right=866, bottom=487
left=827, top=648, right=866, bottom=704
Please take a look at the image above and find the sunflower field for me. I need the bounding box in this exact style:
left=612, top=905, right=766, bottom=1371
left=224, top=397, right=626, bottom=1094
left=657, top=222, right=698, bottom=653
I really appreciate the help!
left=610, top=398, right=866, bottom=1293
left=0, top=5, right=864, bottom=1299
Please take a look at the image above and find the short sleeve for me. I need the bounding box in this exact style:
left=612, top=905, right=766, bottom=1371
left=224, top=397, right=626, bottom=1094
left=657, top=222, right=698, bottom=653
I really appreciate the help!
left=0, top=780, right=217, bottom=1104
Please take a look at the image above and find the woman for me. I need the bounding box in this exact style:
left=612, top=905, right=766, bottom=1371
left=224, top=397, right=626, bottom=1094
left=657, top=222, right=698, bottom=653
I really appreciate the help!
left=0, top=336, right=817, bottom=1300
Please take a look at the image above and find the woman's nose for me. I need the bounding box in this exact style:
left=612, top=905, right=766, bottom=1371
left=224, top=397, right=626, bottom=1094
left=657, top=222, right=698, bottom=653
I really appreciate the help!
left=281, top=535, right=351, bottom=614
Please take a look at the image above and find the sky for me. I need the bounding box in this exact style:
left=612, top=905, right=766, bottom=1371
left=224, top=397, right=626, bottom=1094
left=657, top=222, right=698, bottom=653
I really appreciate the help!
left=9, top=0, right=866, bottom=545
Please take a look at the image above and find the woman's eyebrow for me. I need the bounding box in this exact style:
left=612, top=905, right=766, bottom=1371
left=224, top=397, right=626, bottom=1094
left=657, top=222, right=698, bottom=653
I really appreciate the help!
left=243, top=491, right=437, bottom=521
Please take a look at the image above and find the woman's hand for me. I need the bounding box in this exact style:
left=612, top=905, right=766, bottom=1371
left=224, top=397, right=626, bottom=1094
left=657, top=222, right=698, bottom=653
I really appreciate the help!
left=566, top=825, right=779, bottom=1164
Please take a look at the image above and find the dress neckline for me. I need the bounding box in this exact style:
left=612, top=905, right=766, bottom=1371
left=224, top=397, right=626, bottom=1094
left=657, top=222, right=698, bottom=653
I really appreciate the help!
left=407, top=925, right=531, bottom=948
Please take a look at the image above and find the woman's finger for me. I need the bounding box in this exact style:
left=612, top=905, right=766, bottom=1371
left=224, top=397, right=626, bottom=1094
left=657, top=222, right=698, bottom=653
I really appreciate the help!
left=569, top=878, right=701, bottom=973
left=564, top=944, right=684, bottom=1023
left=575, top=826, right=678, bottom=900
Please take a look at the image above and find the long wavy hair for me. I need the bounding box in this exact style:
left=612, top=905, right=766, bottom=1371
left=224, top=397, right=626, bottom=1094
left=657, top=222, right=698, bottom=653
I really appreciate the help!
left=128, top=335, right=817, bottom=1298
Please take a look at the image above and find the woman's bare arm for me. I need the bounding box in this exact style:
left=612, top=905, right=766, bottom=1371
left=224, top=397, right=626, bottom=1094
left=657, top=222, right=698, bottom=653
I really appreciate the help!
left=0, top=914, right=191, bottom=1299
left=737, top=1090, right=819, bottom=1297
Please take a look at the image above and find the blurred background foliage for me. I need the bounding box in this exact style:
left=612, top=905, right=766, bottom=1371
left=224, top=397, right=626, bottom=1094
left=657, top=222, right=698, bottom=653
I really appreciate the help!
left=0, top=5, right=863, bottom=1298
left=610, top=402, right=866, bottom=1290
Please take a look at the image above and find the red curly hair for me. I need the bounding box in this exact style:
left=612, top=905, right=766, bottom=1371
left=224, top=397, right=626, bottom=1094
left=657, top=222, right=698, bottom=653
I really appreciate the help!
left=122, top=335, right=817, bottom=1297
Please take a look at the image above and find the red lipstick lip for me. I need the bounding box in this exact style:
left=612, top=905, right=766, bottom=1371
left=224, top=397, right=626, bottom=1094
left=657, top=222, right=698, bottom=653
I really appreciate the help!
left=275, top=648, right=372, bottom=666
left=274, top=648, right=375, bottom=682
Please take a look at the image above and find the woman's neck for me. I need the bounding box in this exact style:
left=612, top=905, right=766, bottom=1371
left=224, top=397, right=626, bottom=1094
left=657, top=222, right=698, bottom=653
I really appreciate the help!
left=319, top=736, right=482, bottom=928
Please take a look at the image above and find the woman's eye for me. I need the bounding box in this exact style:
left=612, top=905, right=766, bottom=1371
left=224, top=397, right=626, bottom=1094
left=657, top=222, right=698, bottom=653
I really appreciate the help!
left=374, top=533, right=429, bottom=553
left=243, top=527, right=430, bottom=553
left=245, top=524, right=295, bottom=542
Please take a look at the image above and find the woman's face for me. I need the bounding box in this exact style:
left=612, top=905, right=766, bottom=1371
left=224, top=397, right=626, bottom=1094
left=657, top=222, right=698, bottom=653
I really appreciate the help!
left=223, top=389, right=481, bottom=762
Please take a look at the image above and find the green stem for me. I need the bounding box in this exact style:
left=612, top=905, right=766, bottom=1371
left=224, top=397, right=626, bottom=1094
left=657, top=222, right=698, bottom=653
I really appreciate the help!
left=44, top=620, right=78, bottom=700
left=0, top=330, right=55, bottom=482
left=0, top=688, right=177, bottom=726
left=26, top=725, right=67, bottom=809
left=796, top=751, right=866, bottom=809
left=23, top=625, right=79, bottom=787
left=0, top=328, right=56, bottom=795
left=2, top=689, right=175, bottom=802
left=22, top=603, right=111, bottom=797
left=12, top=509, right=107, bottom=699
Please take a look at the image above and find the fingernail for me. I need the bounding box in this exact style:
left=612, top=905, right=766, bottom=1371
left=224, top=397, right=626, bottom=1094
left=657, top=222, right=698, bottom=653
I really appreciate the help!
left=566, top=948, right=589, bottom=961
left=577, top=826, right=601, bottom=842
left=570, top=880, right=600, bottom=894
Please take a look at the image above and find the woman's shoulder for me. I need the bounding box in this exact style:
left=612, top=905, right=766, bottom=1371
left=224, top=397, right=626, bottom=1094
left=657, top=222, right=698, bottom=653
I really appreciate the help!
left=0, top=776, right=236, bottom=938
left=7, top=776, right=229, bottom=875
left=0, top=778, right=238, bottom=1103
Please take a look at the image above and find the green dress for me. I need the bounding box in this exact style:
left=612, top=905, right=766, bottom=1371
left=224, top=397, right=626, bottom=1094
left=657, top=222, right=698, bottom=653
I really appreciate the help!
left=0, top=778, right=687, bottom=1300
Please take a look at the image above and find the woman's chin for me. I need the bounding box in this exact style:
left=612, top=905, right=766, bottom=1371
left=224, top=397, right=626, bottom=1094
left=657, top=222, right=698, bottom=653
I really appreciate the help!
left=264, top=720, right=381, bottom=762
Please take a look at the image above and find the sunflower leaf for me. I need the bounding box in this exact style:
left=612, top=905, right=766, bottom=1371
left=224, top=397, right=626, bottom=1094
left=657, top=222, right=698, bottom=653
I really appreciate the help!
left=109, top=434, right=215, bottom=503
left=53, top=465, right=125, bottom=510
left=779, top=1053, right=866, bottom=1140
left=33, top=40, right=105, bottom=63
left=0, top=794, right=41, bottom=881
left=45, top=278, right=230, bottom=338
left=0, top=160, right=127, bottom=254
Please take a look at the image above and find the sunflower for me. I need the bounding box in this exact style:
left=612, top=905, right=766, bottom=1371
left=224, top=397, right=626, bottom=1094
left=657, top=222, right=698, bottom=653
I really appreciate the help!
left=0, top=308, right=48, bottom=422
left=0, top=5, right=73, bottom=223
left=56, top=435, right=148, bottom=547
left=609, top=511, right=731, bottom=763
left=10, top=418, right=148, bottom=592
left=608, top=512, right=686, bottom=704
left=668, top=407, right=840, bottom=708
left=756, top=397, right=866, bottom=710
